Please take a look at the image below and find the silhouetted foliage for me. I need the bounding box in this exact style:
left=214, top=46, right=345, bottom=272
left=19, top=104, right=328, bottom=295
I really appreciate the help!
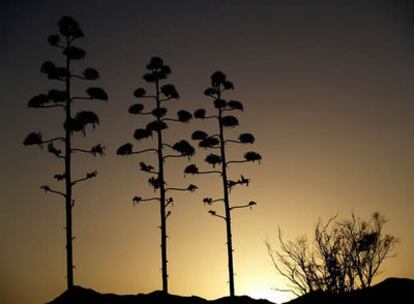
left=184, top=164, right=199, bottom=175
left=48, top=89, right=66, bottom=102
left=23, top=16, right=107, bottom=291
left=63, top=46, right=86, bottom=60
left=177, top=110, right=193, bottom=122
left=82, top=68, right=99, bottom=80
left=116, top=143, right=133, bottom=156
left=244, top=151, right=262, bottom=162
left=152, top=107, right=167, bottom=117
left=117, top=57, right=196, bottom=293
left=239, top=133, right=255, bottom=144
left=133, top=88, right=146, bottom=97
left=128, top=103, right=144, bottom=114
left=146, top=120, right=168, bottom=132
left=86, top=87, right=108, bottom=100
left=228, top=100, right=244, bottom=111
left=194, top=108, right=206, bottom=119
left=185, top=71, right=261, bottom=296
left=214, top=98, right=227, bottom=109
left=205, top=154, right=222, bottom=167
left=199, top=137, right=220, bottom=149
left=221, top=115, right=239, bottom=127
left=28, top=94, right=49, bottom=108
left=266, top=212, right=398, bottom=297
left=134, top=128, right=152, bottom=141
left=191, top=130, right=208, bottom=141
left=23, top=132, right=43, bottom=146
left=172, top=140, right=195, bottom=156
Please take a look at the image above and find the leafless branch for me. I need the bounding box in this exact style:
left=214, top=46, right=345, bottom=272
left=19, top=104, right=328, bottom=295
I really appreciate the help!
left=230, top=201, right=257, bottom=211
left=208, top=210, right=226, bottom=220
left=70, top=96, right=92, bottom=102
left=71, top=145, right=105, bottom=156
left=166, top=184, right=197, bottom=192
left=71, top=171, right=97, bottom=186
left=198, top=170, right=222, bottom=175
left=70, top=74, right=87, bottom=80
left=163, top=154, right=187, bottom=160
left=40, top=185, right=66, bottom=198
left=165, top=197, right=174, bottom=208
left=226, top=159, right=249, bottom=165
left=132, top=196, right=160, bottom=205
left=36, top=104, right=66, bottom=109
left=203, top=197, right=224, bottom=205
left=42, top=137, right=65, bottom=144
left=131, top=148, right=158, bottom=155
left=224, top=139, right=242, bottom=144
left=162, top=143, right=175, bottom=150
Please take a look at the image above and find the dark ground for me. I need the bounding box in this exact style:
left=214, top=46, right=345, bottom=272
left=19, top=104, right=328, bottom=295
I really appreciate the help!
left=286, top=278, right=413, bottom=304
left=48, top=277, right=413, bottom=304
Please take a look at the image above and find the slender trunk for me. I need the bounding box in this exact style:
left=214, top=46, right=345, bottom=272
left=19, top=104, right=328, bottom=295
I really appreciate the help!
left=156, top=79, right=168, bottom=293
left=64, top=38, right=74, bottom=290
left=367, top=251, right=374, bottom=287
left=218, top=91, right=235, bottom=297
left=355, top=255, right=366, bottom=289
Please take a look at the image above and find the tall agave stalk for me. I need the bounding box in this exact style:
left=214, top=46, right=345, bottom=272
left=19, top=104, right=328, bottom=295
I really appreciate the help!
left=23, top=16, right=108, bottom=290
left=185, top=71, right=261, bottom=296
left=117, top=57, right=196, bottom=293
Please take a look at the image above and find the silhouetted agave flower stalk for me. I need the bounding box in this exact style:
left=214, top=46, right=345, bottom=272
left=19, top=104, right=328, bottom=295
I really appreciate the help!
left=185, top=71, right=261, bottom=297
left=23, top=16, right=107, bottom=291
left=117, top=57, right=196, bottom=293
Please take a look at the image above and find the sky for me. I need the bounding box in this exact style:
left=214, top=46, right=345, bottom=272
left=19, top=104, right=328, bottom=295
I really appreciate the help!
left=1, top=0, right=413, bottom=303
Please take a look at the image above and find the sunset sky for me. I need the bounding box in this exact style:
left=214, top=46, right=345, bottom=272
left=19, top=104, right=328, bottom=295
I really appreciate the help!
left=1, top=1, right=413, bottom=303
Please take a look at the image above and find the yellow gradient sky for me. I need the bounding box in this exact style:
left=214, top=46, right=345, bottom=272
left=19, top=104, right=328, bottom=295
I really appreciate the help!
left=1, top=1, right=413, bottom=304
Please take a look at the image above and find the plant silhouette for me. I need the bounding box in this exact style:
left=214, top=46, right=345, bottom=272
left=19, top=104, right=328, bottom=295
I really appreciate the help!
left=117, top=57, right=196, bottom=293
left=266, top=212, right=398, bottom=296
left=23, top=16, right=107, bottom=290
left=185, top=71, right=261, bottom=296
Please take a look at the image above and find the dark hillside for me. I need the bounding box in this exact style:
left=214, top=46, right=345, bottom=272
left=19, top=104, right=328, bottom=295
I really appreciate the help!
left=47, top=277, right=413, bottom=304
left=48, top=287, right=275, bottom=304
left=286, top=278, right=414, bottom=304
